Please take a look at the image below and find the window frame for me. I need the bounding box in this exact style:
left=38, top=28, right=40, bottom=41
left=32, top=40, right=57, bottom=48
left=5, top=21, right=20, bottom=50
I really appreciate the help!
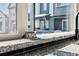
left=34, top=3, right=77, bottom=33
left=0, top=3, right=77, bottom=41
left=0, top=3, right=28, bottom=41
left=62, top=19, right=68, bottom=31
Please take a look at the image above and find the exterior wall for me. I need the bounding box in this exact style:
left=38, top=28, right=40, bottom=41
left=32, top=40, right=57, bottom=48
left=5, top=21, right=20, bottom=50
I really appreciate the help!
left=53, top=3, right=72, bottom=32
left=53, top=3, right=71, bottom=16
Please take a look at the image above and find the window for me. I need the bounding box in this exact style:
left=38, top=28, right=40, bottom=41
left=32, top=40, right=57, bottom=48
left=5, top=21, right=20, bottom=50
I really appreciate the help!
left=54, top=19, right=62, bottom=31
left=28, top=25, right=30, bottom=28
left=34, top=3, right=76, bottom=34
left=0, top=4, right=29, bottom=41
left=62, top=20, right=68, bottom=31
left=0, top=3, right=17, bottom=34
left=45, top=20, right=49, bottom=29
left=43, top=3, right=47, bottom=10
left=35, top=19, right=40, bottom=29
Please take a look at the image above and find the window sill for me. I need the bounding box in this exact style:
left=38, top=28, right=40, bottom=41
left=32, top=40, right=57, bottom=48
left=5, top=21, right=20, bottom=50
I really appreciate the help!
left=36, top=31, right=75, bottom=40
left=0, top=31, right=75, bottom=54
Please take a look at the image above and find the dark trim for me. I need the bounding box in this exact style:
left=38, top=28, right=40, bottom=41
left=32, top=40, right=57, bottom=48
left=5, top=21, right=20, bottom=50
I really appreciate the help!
left=16, top=3, right=17, bottom=33
left=34, top=3, right=35, bottom=31
left=52, top=15, right=66, bottom=17
left=36, top=28, right=40, bottom=29
left=51, top=15, right=67, bottom=19
left=75, top=12, right=79, bottom=40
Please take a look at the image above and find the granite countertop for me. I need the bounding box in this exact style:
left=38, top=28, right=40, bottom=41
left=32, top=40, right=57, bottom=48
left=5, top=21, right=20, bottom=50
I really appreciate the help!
left=0, top=32, right=75, bottom=54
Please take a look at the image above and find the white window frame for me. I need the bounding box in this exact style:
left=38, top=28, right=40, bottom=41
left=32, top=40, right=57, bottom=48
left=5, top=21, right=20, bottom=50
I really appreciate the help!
left=62, top=19, right=68, bottom=31
left=0, top=3, right=77, bottom=41
left=0, top=4, right=27, bottom=41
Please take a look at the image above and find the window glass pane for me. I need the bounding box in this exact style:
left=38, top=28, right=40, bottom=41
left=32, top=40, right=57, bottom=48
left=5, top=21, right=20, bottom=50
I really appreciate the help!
left=62, top=20, right=67, bottom=31
left=27, top=3, right=75, bottom=34
left=35, top=19, right=40, bottom=29
left=45, top=20, right=49, bottom=29
left=0, top=3, right=17, bottom=34
left=43, top=3, right=47, bottom=10
left=34, top=3, right=74, bottom=34
left=40, top=20, right=44, bottom=30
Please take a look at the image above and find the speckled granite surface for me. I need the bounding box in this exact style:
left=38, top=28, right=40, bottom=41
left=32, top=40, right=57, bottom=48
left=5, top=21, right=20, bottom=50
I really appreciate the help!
left=0, top=33, right=74, bottom=54
left=16, top=39, right=79, bottom=56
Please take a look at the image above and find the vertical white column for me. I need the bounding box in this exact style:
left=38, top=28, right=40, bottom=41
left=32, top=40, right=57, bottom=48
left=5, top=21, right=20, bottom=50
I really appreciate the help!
left=35, top=3, right=40, bottom=15
left=69, top=4, right=76, bottom=31
left=17, top=3, right=28, bottom=36
left=49, top=3, right=53, bottom=16
left=49, top=4, right=54, bottom=31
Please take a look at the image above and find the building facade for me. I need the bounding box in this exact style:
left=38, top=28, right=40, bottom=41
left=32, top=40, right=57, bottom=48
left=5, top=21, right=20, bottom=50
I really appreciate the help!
left=28, top=3, right=74, bottom=33
left=0, top=10, right=9, bottom=33
left=35, top=3, right=52, bottom=32
left=53, top=3, right=71, bottom=32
